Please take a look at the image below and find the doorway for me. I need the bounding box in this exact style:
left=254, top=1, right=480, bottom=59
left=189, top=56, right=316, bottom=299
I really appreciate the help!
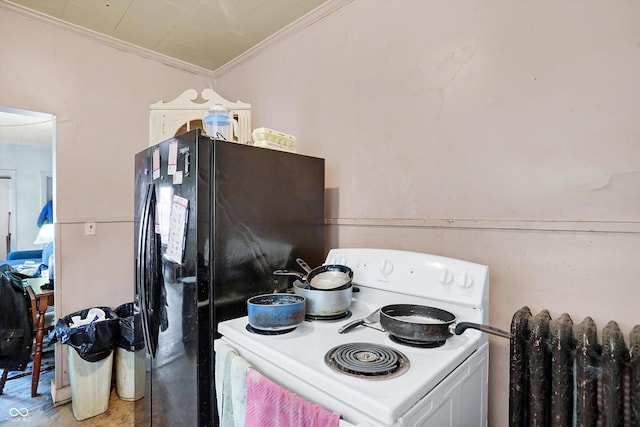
left=0, top=175, right=13, bottom=260
left=0, top=107, right=54, bottom=251
left=0, top=106, right=56, bottom=412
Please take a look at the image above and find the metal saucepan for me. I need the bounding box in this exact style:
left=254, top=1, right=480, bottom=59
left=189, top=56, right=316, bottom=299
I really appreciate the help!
left=247, top=294, right=306, bottom=331
left=273, top=264, right=353, bottom=291
left=379, top=304, right=512, bottom=344
left=293, top=280, right=352, bottom=317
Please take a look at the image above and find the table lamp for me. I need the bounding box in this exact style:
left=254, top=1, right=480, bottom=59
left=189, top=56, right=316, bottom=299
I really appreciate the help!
left=33, top=223, right=54, bottom=245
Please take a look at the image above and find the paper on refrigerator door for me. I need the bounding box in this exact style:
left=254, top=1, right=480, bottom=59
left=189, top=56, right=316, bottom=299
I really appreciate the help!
left=152, top=147, right=160, bottom=180
left=165, top=195, right=189, bottom=264
left=168, top=140, right=178, bottom=175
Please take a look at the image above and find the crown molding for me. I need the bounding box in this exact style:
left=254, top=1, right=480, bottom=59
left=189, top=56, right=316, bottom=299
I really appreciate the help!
left=1, top=0, right=217, bottom=78
left=2, top=0, right=352, bottom=80
left=213, top=0, right=354, bottom=78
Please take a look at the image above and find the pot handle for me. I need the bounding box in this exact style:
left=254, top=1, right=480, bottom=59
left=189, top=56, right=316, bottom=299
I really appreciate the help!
left=273, top=270, right=305, bottom=280
left=296, top=258, right=313, bottom=274
left=453, top=322, right=513, bottom=339
left=338, top=319, right=364, bottom=334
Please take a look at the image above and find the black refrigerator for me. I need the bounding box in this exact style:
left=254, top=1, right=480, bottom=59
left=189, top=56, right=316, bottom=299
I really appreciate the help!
left=133, top=129, right=325, bottom=426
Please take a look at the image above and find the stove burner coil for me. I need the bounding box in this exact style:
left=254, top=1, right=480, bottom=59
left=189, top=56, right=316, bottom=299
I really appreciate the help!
left=245, top=324, right=295, bottom=335
left=306, top=310, right=352, bottom=322
left=389, top=335, right=447, bottom=348
left=324, top=343, right=409, bottom=380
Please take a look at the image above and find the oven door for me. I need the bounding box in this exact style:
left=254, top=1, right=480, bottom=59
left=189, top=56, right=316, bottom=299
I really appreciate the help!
left=213, top=333, right=488, bottom=427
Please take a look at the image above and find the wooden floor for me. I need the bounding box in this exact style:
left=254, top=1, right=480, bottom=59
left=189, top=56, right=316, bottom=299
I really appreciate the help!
left=0, top=349, right=135, bottom=426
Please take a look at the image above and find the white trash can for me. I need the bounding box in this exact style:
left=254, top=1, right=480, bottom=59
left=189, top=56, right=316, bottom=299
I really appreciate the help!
left=115, top=346, right=146, bottom=401
left=68, top=347, right=113, bottom=421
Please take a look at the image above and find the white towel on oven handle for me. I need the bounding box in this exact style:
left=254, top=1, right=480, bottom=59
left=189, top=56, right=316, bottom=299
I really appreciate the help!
left=231, top=352, right=251, bottom=427
left=215, top=342, right=238, bottom=426
left=215, top=342, right=251, bottom=427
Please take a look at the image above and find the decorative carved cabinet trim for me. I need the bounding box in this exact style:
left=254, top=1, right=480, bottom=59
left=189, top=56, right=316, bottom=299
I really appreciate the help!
left=149, top=88, right=252, bottom=145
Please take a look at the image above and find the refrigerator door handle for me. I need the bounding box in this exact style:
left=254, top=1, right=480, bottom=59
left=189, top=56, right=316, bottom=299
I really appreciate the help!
left=146, top=190, right=164, bottom=357
left=136, top=183, right=155, bottom=357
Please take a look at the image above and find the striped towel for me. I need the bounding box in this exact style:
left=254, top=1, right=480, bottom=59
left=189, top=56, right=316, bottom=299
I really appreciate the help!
left=231, top=353, right=251, bottom=427
left=216, top=343, right=252, bottom=427
left=246, top=368, right=341, bottom=427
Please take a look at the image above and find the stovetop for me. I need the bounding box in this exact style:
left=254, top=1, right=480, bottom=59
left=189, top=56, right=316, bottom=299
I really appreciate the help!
left=216, top=248, right=490, bottom=425
left=217, top=286, right=486, bottom=424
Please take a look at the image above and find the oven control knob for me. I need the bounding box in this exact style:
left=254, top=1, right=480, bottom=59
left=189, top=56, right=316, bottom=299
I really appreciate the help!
left=458, top=273, right=474, bottom=289
left=439, top=270, right=454, bottom=285
left=380, top=260, right=393, bottom=276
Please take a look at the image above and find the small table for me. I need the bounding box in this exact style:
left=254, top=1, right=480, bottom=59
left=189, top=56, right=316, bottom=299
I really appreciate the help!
left=25, top=278, right=54, bottom=397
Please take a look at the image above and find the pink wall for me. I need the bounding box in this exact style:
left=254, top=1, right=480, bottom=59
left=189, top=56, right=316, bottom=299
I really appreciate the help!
left=214, top=1, right=640, bottom=425
left=2, top=0, right=640, bottom=422
left=0, top=3, right=215, bottom=396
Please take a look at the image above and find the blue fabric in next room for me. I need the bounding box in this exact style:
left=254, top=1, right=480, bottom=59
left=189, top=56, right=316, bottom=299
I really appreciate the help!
left=6, top=250, right=42, bottom=261
left=1, top=247, right=51, bottom=276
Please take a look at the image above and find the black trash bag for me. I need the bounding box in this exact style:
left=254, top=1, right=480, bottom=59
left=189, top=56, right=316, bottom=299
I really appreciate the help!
left=51, top=307, right=119, bottom=362
left=114, top=302, right=144, bottom=351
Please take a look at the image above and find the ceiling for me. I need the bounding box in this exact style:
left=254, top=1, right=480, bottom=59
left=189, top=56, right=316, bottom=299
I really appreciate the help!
left=0, top=108, right=55, bottom=147
left=6, top=0, right=329, bottom=72
left=2, top=0, right=331, bottom=144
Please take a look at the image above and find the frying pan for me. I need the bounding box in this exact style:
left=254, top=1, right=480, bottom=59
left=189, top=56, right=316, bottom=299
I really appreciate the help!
left=379, top=304, right=512, bottom=344
left=273, top=264, right=353, bottom=291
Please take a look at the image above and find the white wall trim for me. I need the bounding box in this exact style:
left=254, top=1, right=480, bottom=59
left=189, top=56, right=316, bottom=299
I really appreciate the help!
left=56, top=216, right=640, bottom=234
left=50, top=380, right=71, bottom=406
left=1, top=1, right=216, bottom=78
left=0, top=171, right=17, bottom=253
left=326, top=218, right=640, bottom=234
left=213, top=0, right=354, bottom=78
left=57, top=217, right=131, bottom=224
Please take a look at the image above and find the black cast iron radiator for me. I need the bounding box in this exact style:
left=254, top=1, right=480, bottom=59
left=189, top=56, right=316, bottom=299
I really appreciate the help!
left=509, top=306, right=640, bottom=427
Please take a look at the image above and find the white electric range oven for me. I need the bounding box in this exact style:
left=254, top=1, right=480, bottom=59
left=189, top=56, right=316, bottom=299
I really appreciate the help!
left=216, top=248, right=490, bottom=426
